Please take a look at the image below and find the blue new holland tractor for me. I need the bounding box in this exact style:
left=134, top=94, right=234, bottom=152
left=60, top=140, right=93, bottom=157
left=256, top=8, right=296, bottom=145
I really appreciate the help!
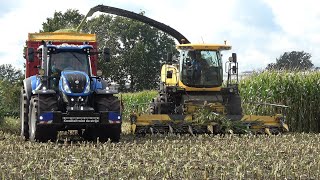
left=21, top=32, right=121, bottom=142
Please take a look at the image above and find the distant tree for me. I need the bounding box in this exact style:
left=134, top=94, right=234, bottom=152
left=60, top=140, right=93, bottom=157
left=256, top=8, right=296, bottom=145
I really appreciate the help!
left=266, top=51, right=313, bottom=70
left=0, top=64, right=23, bottom=118
left=41, top=9, right=84, bottom=32
left=0, top=80, right=21, bottom=118
left=0, top=64, right=23, bottom=83
left=88, top=15, right=176, bottom=91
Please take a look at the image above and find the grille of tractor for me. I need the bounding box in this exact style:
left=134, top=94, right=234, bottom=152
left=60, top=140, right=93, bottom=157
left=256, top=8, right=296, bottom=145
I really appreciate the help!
left=65, top=73, right=87, bottom=93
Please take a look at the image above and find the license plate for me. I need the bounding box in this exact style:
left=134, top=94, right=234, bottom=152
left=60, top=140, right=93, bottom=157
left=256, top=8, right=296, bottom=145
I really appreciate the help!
left=62, top=117, right=99, bottom=123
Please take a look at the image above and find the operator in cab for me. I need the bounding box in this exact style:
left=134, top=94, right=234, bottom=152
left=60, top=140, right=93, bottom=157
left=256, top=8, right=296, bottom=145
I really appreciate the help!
left=189, top=51, right=209, bottom=83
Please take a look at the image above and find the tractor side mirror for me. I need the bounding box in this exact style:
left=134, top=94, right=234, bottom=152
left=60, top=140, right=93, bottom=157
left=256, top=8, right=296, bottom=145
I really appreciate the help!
left=232, top=53, right=237, bottom=63
left=103, top=48, right=110, bottom=62
left=167, top=52, right=173, bottom=62
left=28, top=48, right=35, bottom=62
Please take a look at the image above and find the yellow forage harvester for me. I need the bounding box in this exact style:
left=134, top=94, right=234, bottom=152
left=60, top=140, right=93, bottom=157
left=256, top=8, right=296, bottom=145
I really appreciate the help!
left=81, top=5, right=289, bottom=135
left=130, top=43, right=289, bottom=135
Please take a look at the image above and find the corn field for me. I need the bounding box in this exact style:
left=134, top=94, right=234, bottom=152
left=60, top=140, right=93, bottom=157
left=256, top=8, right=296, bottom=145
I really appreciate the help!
left=120, top=90, right=157, bottom=121
left=239, top=71, right=320, bottom=132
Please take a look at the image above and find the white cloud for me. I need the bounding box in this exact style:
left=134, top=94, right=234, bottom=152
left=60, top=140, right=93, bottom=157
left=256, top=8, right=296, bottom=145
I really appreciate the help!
left=0, top=0, right=319, bottom=72
left=263, top=0, right=320, bottom=66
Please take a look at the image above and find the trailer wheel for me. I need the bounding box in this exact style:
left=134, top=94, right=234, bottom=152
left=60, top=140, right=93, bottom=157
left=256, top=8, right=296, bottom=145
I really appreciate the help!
left=20, top=88, right=29, bottom=140
left=28, top=96, right=58, bottom=142
left=93, top=95, right=121, bottom=142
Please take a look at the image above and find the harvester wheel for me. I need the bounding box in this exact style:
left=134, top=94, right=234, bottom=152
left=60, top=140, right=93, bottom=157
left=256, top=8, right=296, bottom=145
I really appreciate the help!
left=159, top=94, right=168, bottom=114
left=227, top=95, right=243, bottom=115
left=149, top=98, right=158, bottom=114
left=28, top=96, right=58, bottom=142
left=93, top=95, right=121, bottom=142
left=20, top=88, right=29, bottom=140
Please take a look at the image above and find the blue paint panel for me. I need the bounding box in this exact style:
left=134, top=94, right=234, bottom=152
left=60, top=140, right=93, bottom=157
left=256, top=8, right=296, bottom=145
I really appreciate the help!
left=108, top=112, right=122, bottom=121
left=91, top=78, right=102, bottom=90
left=59, top=70, right=91, bottom=96
left=30, top=75, right=38, bottom=91
left=39, top=112, right=53, bottom=122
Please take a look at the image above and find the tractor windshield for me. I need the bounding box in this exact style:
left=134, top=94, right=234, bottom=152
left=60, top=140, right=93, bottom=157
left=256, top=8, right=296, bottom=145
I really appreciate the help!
left=49, top=52, right=90, bottom=76
left=180, top=50, right=223, bottom=87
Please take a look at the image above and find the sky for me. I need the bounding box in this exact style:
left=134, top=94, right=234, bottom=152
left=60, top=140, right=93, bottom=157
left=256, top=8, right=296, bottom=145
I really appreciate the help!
left=0, top=0, right=319, bottom=72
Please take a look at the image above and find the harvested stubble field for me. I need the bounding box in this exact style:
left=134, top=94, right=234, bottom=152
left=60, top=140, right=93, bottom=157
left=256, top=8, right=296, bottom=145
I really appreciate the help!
left=0, top=119, right=320, bottom=179
left=1, top=71, right=320, bottom=179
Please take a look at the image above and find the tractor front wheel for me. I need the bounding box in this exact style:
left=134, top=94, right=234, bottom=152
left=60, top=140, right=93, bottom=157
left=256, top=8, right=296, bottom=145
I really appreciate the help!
left=89, top=95, right=121, bottom=142
left=28, top=96, right=57, bottom=142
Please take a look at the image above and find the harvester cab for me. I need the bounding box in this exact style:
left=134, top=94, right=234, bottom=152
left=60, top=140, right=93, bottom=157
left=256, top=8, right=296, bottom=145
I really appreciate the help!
left=78, top=5, right=289, bottom=135
left=21, top=32, right=122, bottom=142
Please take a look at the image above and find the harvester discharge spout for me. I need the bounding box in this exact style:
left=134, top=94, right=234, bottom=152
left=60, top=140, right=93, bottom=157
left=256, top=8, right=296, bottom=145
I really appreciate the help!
left=77, top=5, right=190, bottom=44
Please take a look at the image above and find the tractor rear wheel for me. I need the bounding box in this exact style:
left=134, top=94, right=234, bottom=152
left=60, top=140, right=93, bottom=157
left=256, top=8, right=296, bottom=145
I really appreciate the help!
left=20, top=88, right=29, bottom=140
left=28, top=96, right=58, bottom=142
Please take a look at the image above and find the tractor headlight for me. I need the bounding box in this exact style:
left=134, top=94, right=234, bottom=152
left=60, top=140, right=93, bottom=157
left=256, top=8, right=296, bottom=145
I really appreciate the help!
left=62, top=77, right=71, bottom=93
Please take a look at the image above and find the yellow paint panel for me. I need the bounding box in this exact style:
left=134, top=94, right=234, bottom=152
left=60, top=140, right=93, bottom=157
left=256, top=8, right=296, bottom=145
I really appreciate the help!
left=241, top=115, right=279, bottom=123
left=135, top=114, right=192, bottom=125
left=241, top=114, right=288, bottom=129
left=178, top=81, right=221, bottom=91
left=28, top=32, right=96, bottom=42
left=161, top=64, right=179, bottom=86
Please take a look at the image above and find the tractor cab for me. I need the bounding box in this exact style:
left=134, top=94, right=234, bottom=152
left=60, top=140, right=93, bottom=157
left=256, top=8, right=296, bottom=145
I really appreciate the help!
left=48, top=45, right=92, bottom=76
left=34, top=43, right=93, bottom=90
left=33, top=43, right=93, bottom=76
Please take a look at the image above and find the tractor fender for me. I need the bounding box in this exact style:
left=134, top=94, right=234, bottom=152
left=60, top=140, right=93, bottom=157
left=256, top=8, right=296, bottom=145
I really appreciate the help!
left=94, top=79, right=118, bottom=94
left=95, top=89, right=118, bottom=95
left=24, top=76, right=41, bottom=100
left=90, top=78, right=103, bottom=90
left=23, top=77, right=32, bottom=100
